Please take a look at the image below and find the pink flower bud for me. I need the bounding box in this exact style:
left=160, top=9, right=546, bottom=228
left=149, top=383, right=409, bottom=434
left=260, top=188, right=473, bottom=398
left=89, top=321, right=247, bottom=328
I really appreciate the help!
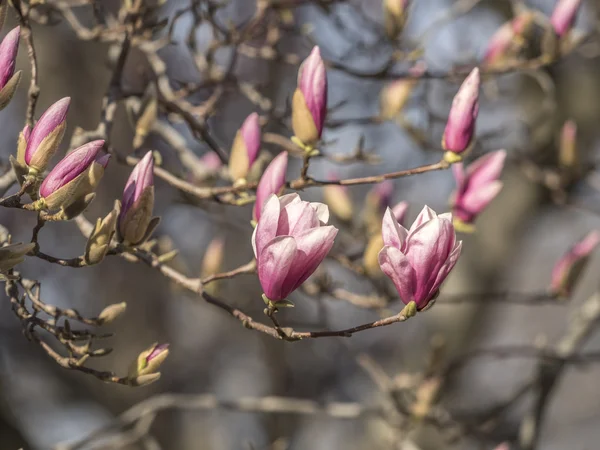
left=252, top=193, right=338, bottom=302
left=550, top=0, right=582, bottom=37
left=292, top=46, right=327, bottom=147
left=451, top=150, right=506, bottom=231
left=118, top=151, right=156, bottom=245
left=229, top=112, right=261, bottom=181
left=128, top=342, right=169, bottom=380
left=253, top=151, right=288, bottom=222
left=378, top=206, right=462, bottom=310
left=0, top=26, right=20, bottom=110
left=26, top=97, right=71, bottom=172
left=39, top=140, right=108, bottom=210
left=550, top=231, right=600, bottom=298
left=442, top=68, right=480, bottom=157
left=391, top=200, right=409, bottom=224
left=483, top=13, right=534, bottom=67
left=200, top=151, right=223, bottom=171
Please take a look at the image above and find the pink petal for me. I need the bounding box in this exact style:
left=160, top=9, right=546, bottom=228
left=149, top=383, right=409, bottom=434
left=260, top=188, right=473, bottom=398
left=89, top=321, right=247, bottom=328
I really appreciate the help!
left=466, top=150, right=506, bottom=188
left=430, top=240, right=462, bottom=296
left=378, top=246, right=416, bottom=305
left=409, top=205, right=437, bottom=234
left=254, top=194, right=282, bottom=258
left=253, top=152, right=288, bottom=222
left=286, top=226, right=338, bottom=292
left=257, top=236, right=297, bottom=301
left=310, top=202, right=330, bottom=224
left=391, top=201, right=409, bottom=225
left=461, top=180, right=503, bottom=215
left=277, top=200, right=319, bottom=236
left=382, top=207, right=408, bottom=250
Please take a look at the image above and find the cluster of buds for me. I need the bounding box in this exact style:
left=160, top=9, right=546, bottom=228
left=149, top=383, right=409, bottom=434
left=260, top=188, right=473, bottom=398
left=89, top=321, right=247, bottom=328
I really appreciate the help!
left=118, top=151, right=159, bottom=246
left=442, top=68, right=480, bottom=163
left=253, top=151, right=288, bottom=223
left=128, top=342, right=169, bottom=386
left=550, top=231, right=600, bottom=298
left=253, top=193, right=338, bottom=305
left=383, top=0, right=409, bottom=39
left=378, top=206, right=462, bottom=311
left=291, top=46, right=327, bottom=151
left=229, top=113, right=261, bottom=183
left=0, top=26, right=21, bottom=110
left=550, top=0, right=582, bottom=38
left=201, top=236, right=225, bottom=296
left=450, top=150, right=506, bottom=233
left=483, top=12, right=535, bottom=68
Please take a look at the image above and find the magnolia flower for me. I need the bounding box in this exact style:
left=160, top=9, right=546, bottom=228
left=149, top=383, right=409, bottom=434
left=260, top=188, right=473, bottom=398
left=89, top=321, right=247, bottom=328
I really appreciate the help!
left=253, top=151, right=288, bottom=222
left=229, top=112, right=261, bottom=181
left=84, top=200, right=120, bottom=265
left=118, top=151, right=157, bottom=245
left=379, top=206, right=462, bottom=310
left=0, top=242, right=35, bottom=273
left=128, top=342, right=169, bottom=386
left=39, top=140, right=109, bottom=211
left=550, top=231, right=600, bottom=298
left=292, top=46, right=327, bottom=148
left=483, top=13, right=535, bottom=67
left=24, top=97, right=71, bottom=173
left=442, top=68, right=480, bottom=161
left=550, top=0, right=582, bottom=37
left=451, top=150, right=506, bottom=232
left=252, top=193, right=338, bottom=302
left=0, top=26, right=21, bottom=110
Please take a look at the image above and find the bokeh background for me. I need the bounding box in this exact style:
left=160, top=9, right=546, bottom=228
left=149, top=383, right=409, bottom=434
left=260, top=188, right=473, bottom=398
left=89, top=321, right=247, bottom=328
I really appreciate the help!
left=1, top=0, right=600, bottom=449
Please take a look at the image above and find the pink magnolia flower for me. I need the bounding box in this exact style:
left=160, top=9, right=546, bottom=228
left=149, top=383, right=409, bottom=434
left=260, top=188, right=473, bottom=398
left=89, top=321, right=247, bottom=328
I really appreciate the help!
left=442, top=68, right=480, bottom=158
left=252, top=193, right=338, bottom=302
left=229, top=112, right=261, bottom=180
left=550, top=0, right=582, bottom=37
left=253, top=151, right=288, bottom=222
left=0, top=26, right=20, bottom=110
left=292, top=46, right=327, bottom=146
left=378, top=206, right=462, bottom=310
left=483, top=13, right=534, bottom=67
left=451, top=150, right=506, bottom=230
left=550, top=231, right=600, bottom=297
left=26, top=97, right=71, bottom=172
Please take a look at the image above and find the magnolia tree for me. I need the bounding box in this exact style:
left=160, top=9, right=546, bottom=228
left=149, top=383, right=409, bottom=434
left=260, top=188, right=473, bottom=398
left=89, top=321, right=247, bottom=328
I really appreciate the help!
left=0, top=0, right=598, bottom=449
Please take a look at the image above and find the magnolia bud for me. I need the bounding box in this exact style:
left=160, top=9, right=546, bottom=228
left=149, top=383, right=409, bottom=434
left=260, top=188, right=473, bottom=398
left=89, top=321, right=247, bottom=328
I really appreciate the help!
left=25, top=97, right=71, bottom=174
left=118, top=152, right=159, bottom=246
left=0, top=26, right=21, bottom=111
left=379, top=79, right=416, bottom=119
left=85, top=200, right=120, bottom=265
left=128, top=342, right=169, bottom=379
left=383, top=0, right=409, bottom=39
left=38, top=140, right=108, bottom=212
left=391, top=200, right=409, bottom=224
left=98, top=302, right=127, bottom=325
left=201, top=237, right=225, bottom=295
left=133, top=97, right=158, bottom=149
left=550, top=0, right=582, bottom=38
left=0, top=242, right=35, bottom=273
left=442, top=68, right=480, bottom=162
left=323, top=183, right=353, bottom=222
left=253, top=152, right=288, bottom=222
left=292, top=47, right=327, bottom=148
left=558, top=120, right=578, bottom=171
left=228, top=113, right=261, bottom=181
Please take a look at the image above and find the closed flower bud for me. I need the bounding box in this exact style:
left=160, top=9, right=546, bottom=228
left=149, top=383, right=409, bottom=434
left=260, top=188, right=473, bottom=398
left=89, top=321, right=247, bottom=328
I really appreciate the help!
left=323, top=182, right=353, bottom=222
left=550, top=231, right=600, bottom=298
left=253, top=151, right=288, bottom=222
left=559, top=120, right=578, bottom=171
left=292, top=46, right=327, bottom=148
left=201, top=236, right=225, bottom=278
left=25, top=97, right=71, bottom=174
left=200, top=151, right=223, bottom=172
left=97, top=302, right=127, bottom=325
left=85, top=200, right=120, bottom=265
left=483, top=13, right=535, bottom=67
left=133, top=97, right=158, bottom=149
left=253, top=193, right=338, bottom=302
left=451, top=150, right=506, bottom=232
left=442, top=68, right=480, bottom=162
left=0, top=26, right=20, bottom=111
left=0, top=242, right=34, bottom=272
left=379, top=206, right=462, bottom=310
left=229, top=113, right=261, bottom=181
left=38, top=140, right=108, bottom=211
left=379, top=79, right=416, bottom=119
left=16, top=124, right=31, bottom=166
left=550, top=0, right=582, bottom=37
left=118, top=151, right=158, bottom=246
left=383, top=0, right=409, bottom=39
left=128, top=342, right=169, bottom=379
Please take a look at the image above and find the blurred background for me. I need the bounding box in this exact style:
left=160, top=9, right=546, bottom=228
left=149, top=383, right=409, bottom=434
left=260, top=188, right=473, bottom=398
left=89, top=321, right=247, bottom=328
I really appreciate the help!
left=2, top=0, right=600, bottom=449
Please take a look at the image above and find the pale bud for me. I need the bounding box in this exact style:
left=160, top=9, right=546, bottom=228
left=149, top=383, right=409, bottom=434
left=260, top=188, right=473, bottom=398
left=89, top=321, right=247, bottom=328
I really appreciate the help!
left=85, top=200, right=120, bottom=265
left=558, top=120, right=578, bottom=171
left=98, top=302, right=127, bottom=325
left=133, top=97, right=158, bottom=149
left=0, top=242, right=35, bottom=272
left=128, top=342, right=169, bottom=379
left=383, top=0, right=409, bottom=39
left=0, top=26, right=21, bottom=111
left=379, top=79, right=416, bottom=119
left=229, top=113, right=261, bottom=181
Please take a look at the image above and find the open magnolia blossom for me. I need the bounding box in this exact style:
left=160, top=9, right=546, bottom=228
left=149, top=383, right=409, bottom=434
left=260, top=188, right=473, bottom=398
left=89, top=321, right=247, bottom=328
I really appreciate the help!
left=378, top=206, right=462, bottom=310
left=252, top=193, right=338, bottom=303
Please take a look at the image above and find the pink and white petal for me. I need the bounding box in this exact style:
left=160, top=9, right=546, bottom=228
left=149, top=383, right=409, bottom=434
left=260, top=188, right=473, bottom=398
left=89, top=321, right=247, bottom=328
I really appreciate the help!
left=391, top=201, right=409, bottom=225
left=429, top=240, right=463, bottom=296
left=278, top=201, right=319, bottom=236
left=467, top=150, right=507, bottom=187
left=287, top=226, right=338, bottom=292
left=382, top=208, right=408, bottom=249
left=310, top=201, right=330, bottom=224
left=438, top=212, right=453, bottom=223
left=452, top=163, right=466, bottom=189
left=254, top=194, right=282, bottom=258
left=378, top=246, right=416, bottom=305
left=409, top=205, right=437, bottom=233
left=462, top=181, right=503, bottom=213
left=257, top=236, right=298, bottom=301
left=279, top=193, right=301, bottom=208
